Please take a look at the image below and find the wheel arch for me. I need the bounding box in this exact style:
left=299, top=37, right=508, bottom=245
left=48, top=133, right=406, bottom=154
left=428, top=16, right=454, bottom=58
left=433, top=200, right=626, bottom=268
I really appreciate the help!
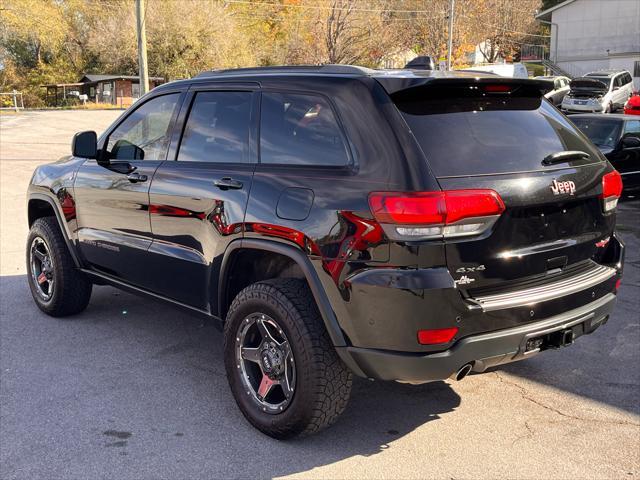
left=218, top=239, right=347, bottom=347
left=27, top=193, right=82, bottom=268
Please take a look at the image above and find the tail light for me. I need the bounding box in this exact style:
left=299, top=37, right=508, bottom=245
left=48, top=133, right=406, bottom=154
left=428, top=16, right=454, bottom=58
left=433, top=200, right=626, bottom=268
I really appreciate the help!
left=417, top=327, right=459, bottom=345
left=368, top=189, right=505, bottom=240
left=601, top=170, right=623, bottom=212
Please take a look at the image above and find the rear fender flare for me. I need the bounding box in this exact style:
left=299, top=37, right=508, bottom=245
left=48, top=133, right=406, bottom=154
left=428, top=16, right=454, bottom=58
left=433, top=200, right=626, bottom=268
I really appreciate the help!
left=218, top=238, right=347, bottom=347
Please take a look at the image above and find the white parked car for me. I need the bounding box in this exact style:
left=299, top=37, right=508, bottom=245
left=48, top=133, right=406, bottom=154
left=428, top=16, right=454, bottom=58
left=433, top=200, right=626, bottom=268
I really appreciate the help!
left=536, top=75, right=571, bottom=106
left=562, top=70, right=634, bottom=114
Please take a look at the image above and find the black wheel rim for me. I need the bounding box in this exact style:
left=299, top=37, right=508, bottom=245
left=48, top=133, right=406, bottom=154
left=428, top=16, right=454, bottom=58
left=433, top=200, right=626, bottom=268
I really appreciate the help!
left=235, top=313, right=295, bottom=414
left=30, top=236, right=54, bottom=301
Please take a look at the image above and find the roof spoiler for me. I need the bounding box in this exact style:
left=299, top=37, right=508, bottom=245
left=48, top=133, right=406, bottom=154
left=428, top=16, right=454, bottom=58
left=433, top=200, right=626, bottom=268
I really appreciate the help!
left=375, top=76, right=552, bottom=96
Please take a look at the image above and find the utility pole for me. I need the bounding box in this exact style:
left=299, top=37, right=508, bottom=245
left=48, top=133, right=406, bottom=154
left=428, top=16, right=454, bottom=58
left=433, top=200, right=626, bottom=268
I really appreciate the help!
left=447, top=0, right=455, bottom=70
left=136, top=0, right=149, bottom=95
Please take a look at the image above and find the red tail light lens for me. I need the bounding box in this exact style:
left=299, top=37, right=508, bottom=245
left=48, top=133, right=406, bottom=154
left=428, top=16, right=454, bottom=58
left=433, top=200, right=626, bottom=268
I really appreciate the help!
left=369, top=190, right=505, bottom=240
left=417, top=327, right=459, bottom=345
left=368, top=192, right=445, bottom=224
left=601, top=170, right=623, bottom=212
left=444, top=190, right=505, bottom=223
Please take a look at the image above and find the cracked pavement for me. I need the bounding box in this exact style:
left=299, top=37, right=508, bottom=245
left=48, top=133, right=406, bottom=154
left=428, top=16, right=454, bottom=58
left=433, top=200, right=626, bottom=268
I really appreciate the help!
left=1, top=111, right=639, bottom=479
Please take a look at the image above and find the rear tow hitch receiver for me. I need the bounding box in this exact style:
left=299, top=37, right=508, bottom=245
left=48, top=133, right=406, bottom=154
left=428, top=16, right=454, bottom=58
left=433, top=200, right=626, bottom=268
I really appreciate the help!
left=526, top=328, right=578, bottom=353
left=548, top=329, right=575, bottom=349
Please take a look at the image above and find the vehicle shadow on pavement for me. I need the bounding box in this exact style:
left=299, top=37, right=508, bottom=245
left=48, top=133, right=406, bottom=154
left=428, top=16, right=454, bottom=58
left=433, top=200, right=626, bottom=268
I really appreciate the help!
left=1, top=274, right=460, bottom=479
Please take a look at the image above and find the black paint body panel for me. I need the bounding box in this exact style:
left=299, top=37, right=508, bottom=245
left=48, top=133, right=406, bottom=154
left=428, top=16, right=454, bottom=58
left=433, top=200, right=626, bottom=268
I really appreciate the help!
left=26, top=69, right=625, bottom=381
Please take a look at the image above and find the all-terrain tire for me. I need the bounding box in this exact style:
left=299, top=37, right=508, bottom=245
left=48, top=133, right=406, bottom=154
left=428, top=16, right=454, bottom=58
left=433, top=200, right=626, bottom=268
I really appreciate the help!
left=223, top=278, right=352, bottom=439
left=26, top=216, right=92, bottom=316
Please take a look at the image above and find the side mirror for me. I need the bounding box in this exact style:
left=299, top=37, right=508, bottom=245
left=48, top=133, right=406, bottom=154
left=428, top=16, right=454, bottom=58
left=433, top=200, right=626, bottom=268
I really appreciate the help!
left=621, top=135, right=640, bottom=149
left=613, top=85, right=620, bottom=91
left=72, top=131, right=97, bottom=159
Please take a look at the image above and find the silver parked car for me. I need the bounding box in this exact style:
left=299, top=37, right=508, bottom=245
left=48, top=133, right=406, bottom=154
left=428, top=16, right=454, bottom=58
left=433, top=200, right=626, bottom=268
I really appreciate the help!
left=562, top=70, right=634, bottom=114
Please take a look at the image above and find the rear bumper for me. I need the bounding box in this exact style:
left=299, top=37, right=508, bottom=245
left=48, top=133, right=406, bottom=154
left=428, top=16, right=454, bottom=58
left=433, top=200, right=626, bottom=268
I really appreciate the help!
left=342, top=293, right=617, bottom=382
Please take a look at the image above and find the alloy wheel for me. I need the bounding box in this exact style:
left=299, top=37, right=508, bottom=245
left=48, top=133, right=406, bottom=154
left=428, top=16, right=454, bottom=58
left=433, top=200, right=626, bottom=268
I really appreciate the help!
left=30, top=236, right=54, bottom=301
left=235, top=312, right=296, bottom=414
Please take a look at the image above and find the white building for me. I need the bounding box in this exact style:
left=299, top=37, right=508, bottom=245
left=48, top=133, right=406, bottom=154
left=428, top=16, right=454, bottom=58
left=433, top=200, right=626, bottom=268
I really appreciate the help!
left=536, top=0, right=640, bottom=88
left=466, top=41, right=506, bottom=66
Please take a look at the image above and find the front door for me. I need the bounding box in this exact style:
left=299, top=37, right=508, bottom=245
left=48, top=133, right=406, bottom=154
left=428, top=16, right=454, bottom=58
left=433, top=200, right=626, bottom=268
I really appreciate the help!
left=74, top=91, right=182, bottom=289
left=147, top=87, right=258, bottom=310
left=612, top=119, right=640, bottom=185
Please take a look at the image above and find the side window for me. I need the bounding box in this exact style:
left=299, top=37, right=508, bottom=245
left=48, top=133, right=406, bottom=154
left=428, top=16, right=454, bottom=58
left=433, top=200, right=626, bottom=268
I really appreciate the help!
left=623, top=120, right=640, bottom=138
left=260, top=92, right=350, bottom=166
left=177, top=91, right=252, bottom=163
left=106, top=93, right=179, bottom=161
left=554, top=79, right=561, bottom=89
left=615, top=75, right=623, bottom=88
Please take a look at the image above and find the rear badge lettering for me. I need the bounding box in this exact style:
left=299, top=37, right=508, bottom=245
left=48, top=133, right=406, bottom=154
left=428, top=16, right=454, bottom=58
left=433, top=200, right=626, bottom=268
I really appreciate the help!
left=456, top=265, right=485, bottom=273
left=550, top=179, right=576, bottom=196
left=455, top=275, right=475, bottom=286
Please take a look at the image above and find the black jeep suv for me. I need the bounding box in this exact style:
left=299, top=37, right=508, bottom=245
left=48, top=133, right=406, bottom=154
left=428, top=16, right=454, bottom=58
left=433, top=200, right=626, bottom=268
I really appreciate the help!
left=27, top=66, right=625, bottom=439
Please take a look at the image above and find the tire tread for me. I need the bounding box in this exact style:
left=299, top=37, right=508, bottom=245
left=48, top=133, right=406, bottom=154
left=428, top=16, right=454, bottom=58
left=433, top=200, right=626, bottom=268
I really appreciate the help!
left=224, top=278, right=352, bottom=438
left=27, top=217, right=92, bottom=316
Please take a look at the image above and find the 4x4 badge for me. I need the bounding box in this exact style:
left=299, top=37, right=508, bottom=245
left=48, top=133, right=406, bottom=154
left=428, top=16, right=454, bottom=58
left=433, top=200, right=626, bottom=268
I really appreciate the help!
left=550, top=179, right=576, bottom=196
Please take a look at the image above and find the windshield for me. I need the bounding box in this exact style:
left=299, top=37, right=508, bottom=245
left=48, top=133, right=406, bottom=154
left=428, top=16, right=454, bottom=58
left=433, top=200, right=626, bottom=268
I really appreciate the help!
left=393, top=85, right=602, bottom=177
left=571, top=118, right=622, bottom=149
left=581, top=77, right=611, bottom=89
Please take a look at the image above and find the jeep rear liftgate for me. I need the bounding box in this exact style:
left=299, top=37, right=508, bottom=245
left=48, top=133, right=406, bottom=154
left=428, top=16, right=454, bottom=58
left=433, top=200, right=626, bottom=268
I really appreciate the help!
left=392, top=80, right=620, bottom=302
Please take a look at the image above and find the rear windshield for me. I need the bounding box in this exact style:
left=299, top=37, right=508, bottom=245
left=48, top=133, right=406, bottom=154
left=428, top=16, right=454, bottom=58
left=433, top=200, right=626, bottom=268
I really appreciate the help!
left=394, top=85, right=602, bottom=177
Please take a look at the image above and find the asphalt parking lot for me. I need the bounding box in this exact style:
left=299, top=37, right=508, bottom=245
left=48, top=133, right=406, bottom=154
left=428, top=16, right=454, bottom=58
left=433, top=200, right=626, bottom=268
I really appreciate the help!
left=1, top=110, right=639, bottom=479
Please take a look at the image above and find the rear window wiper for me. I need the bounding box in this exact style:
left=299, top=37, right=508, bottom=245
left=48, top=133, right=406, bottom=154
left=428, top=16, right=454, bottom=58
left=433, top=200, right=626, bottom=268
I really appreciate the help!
left=542, top=150, right=590, bottom=166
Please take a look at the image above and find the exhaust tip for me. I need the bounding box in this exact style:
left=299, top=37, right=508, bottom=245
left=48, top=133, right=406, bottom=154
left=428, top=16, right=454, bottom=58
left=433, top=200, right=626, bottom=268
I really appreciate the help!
left=452, top=363, right=473, bottom=382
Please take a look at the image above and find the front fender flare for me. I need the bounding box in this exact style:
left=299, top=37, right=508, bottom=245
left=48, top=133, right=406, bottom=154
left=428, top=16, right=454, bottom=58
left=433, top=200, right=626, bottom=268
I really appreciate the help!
left=27, top=192, right=82, bottom=268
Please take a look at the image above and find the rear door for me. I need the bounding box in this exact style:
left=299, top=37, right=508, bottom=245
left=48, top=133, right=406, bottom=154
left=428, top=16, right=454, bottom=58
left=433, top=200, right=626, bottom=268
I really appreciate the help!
left=613, top=74, right=631, bottom=107
left=392, top=82, right=615, bottom=292
left=147, top=84, right=258, bottom=310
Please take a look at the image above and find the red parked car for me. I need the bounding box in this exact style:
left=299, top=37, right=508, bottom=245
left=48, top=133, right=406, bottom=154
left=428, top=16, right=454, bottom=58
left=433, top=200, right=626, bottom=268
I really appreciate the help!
left=624, top=92, right=640, bottom=115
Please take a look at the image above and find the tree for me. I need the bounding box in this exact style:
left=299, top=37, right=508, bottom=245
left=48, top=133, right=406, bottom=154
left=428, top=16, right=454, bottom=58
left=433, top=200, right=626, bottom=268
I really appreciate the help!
left=467, top=0, right=542, bottom=63
left=0, top=0, right=545, bottom=107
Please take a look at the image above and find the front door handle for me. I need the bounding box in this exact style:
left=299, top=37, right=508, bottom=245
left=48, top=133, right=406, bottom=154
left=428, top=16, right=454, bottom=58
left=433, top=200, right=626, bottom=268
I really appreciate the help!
left=214, top=177, right=243, bottom=190
left=127, top=172, right=148, bottom=183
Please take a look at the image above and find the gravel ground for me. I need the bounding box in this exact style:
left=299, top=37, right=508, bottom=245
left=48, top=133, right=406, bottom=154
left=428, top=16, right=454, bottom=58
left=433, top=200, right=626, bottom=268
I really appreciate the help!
left=1, top=110, right=639, bottom=480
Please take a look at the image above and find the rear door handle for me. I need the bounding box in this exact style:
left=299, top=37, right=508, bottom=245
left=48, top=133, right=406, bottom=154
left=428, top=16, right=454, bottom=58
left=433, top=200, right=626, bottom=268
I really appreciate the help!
left=214, top=177, right=243, bottom=190
left=127, top=172, right=148, bottom=183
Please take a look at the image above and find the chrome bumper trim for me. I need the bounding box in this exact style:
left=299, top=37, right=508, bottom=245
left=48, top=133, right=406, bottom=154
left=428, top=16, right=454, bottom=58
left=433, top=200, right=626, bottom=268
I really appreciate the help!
left=470, top=264, right=617, bottom=312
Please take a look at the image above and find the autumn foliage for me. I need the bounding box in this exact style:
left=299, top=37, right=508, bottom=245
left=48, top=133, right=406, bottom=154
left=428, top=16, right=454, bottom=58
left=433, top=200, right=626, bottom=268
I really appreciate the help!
left=1, top=0, right=543, bottom=106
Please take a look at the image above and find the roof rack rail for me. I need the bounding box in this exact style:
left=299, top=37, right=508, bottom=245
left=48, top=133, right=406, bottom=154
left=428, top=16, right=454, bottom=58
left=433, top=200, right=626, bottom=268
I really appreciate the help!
left=195, top=64, right=375, bottom=78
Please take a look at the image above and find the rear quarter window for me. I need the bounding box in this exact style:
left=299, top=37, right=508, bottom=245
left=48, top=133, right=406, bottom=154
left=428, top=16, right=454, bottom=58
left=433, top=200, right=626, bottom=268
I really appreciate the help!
left=393, top=85, right=603, bottom=177
left=259, top=92, right=350, bottom=167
